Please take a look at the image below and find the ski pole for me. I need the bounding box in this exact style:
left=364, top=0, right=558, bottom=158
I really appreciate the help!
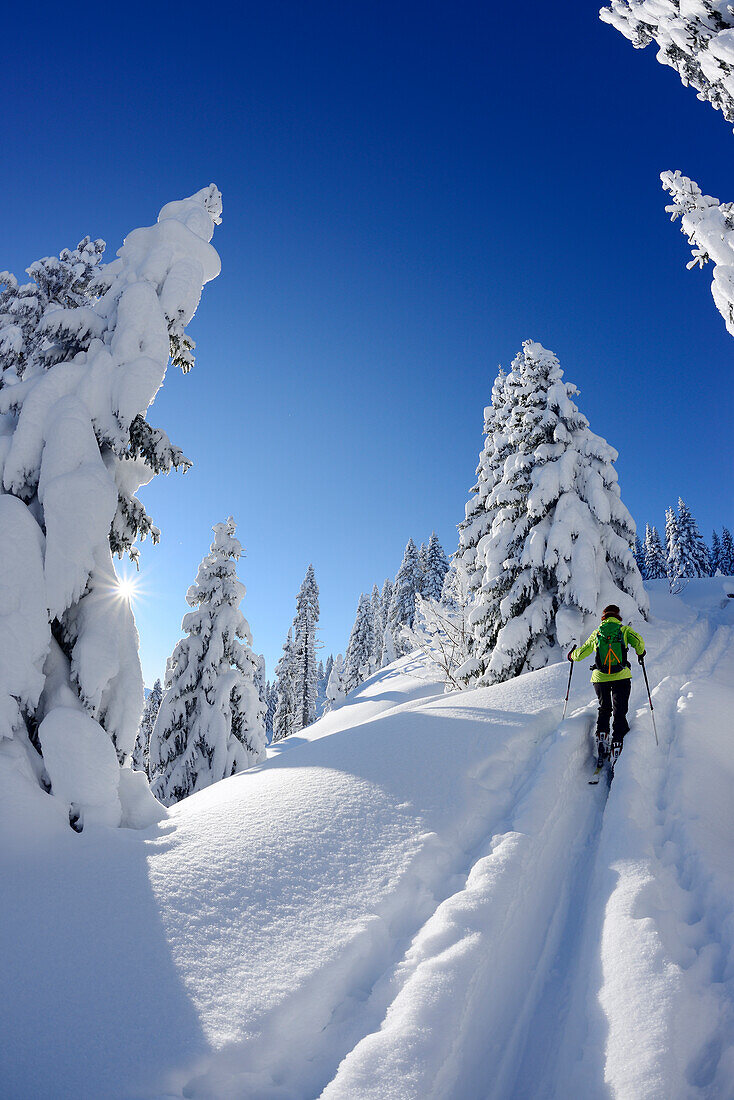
left=638, top=653, right=659, bottom=746
left=562, top=657, right=574, bottom=721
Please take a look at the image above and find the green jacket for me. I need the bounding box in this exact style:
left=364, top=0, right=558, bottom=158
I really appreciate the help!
left=570, top=618, right=645, bottom=683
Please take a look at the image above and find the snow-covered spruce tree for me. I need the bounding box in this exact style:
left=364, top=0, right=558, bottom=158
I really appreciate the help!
left=291, top=564, right=320, bottom=732
left=388, top=539, right=424, bottom=657
left=440, top=564, right=460, bottom=610
left=345, top=593, right=377, bottom=691
left=421, top=532, right=450, bottom=600
left=324, top=653, right=346, bottom=711
left=674, top=498, right=711, bottom=576
left=132, top=678, right=163, bottom=777
left=661, top=171, right=734, bottom=337
left=709, top=530, right=722, bottom=574
left=462, top=341, right=648, bottom=687
left=370, top=584, right=384, bottom=668
left=643, top=523, right=668, bottom=580
left=634, top=534, right=647, bottom=579
left=0, top=237, right=107, bottom=383
left=455, top=367, right=510, bottom=602
left=272, top=629, right=296, bottom=743
left=719, top=527, right=734, bottom=573
left=264, top=681, right=277, bottom=742
left=378, top=577, right=394, bottom=666
left=149, top=519, right=266, bottom=806
left=418, top=542, right=428, bottom=580
left=600, top=1, right=734, bottom=124
left=0, top=185, right=222, bottom=829
left=665, top=505, right=685, bottom=592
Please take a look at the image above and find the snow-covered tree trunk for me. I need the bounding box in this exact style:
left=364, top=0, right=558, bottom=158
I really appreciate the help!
left=149, top=518, right=266, bottom=806
left=461, top=341, right=648, bottom=687
left=0, top=184, right=222, bottom=829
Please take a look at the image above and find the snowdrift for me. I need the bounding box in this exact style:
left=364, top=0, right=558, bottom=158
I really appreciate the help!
left=1, top=580, right=733, bottom=1099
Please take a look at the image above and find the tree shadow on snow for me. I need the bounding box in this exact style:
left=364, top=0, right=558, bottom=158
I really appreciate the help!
left=1, top=819, right=210, bottom=1099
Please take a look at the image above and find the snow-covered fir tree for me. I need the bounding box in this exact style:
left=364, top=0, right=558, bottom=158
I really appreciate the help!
left=665, top=505, right=684, bottom=592
left=0, top=184, right=222, bottom=828
left=149, top=518, right=266, bottom=807
left=324, top=653, right=346, bottom=711
left=421, top=532, right=450, bottom=600
left=264, top=681, right=278, bottom=742
left=132, top=679, right=163, bottom=778
left=460, top=341, right=648, bottom=686
left=709, top=530, right=722, bottom=575
left=600, top=1, right=734, bottom=124
left=643, top=524, right=668, bottom=580
left=634, top=534, right=646, bottom=579
left=661, top=171, right=734, bottom=337
left=388, top=539, right=424, bottom=656
left=345, top=594, right=377, bottom=691
left=418, top=542, right=429, bottom=580
left=379, top=577, right=394, bottom=666
left=440, top=564, right=461, bottom=611
left=380, top=577, right=394, bottom=622
left=719, top=527, right=734, bottom=574
left=254, top=654, right=267, bottom=716
left=291, top=565, right=320, bottom=732
left=272, top=629, right=296, bottom=743
left=674, top=498, right=710, bottom=577
left=370, top=584, right=384, bottom=668
left=315, top=659, right=328, bottom=717
left=455, top=367, right=510, bottom=601
left=0, top=236, right=106, bottom=383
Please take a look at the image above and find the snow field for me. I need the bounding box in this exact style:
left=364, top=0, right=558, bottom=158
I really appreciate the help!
left=0, top=581, right=732, bottom=1099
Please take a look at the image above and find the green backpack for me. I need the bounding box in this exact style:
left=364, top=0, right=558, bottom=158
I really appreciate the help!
left=593, top=620, right=629, bottom=675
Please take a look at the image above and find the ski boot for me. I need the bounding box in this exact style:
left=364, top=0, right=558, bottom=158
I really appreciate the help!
left=589, top=732, right=610, bottom=784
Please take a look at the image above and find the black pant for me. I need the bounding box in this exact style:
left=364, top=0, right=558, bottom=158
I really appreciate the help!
left=594, top=679, right=631, bottom=746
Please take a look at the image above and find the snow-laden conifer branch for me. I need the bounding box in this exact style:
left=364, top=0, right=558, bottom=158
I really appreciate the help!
left=661, top=170, right=734, bottom=335
left=600, top=0, right=734, bottom=125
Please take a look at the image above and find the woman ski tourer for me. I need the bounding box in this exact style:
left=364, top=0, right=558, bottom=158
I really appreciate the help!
left=567, top=604, right=645, bottom=774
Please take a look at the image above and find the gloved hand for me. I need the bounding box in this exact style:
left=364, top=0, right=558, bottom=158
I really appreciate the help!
left=567, top=650, right=575, bottom=662
left=637, top=649, right=646, bottom=662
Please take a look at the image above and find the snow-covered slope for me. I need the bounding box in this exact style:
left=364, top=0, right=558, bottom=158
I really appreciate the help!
left=1, top=581, right=733, bottom=1099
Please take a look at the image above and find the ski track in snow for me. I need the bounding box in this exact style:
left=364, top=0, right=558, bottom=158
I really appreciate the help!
left=2, top=583, right=733, bottom=1100
left=316, top=596, right=734, bottom=1100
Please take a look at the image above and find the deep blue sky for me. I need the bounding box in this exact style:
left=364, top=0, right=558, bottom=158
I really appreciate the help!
left=3, top=1, right=731, bottom=684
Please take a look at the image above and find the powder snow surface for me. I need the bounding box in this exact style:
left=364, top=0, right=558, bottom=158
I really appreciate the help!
left=1, top=580, right=733, bottom=1099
